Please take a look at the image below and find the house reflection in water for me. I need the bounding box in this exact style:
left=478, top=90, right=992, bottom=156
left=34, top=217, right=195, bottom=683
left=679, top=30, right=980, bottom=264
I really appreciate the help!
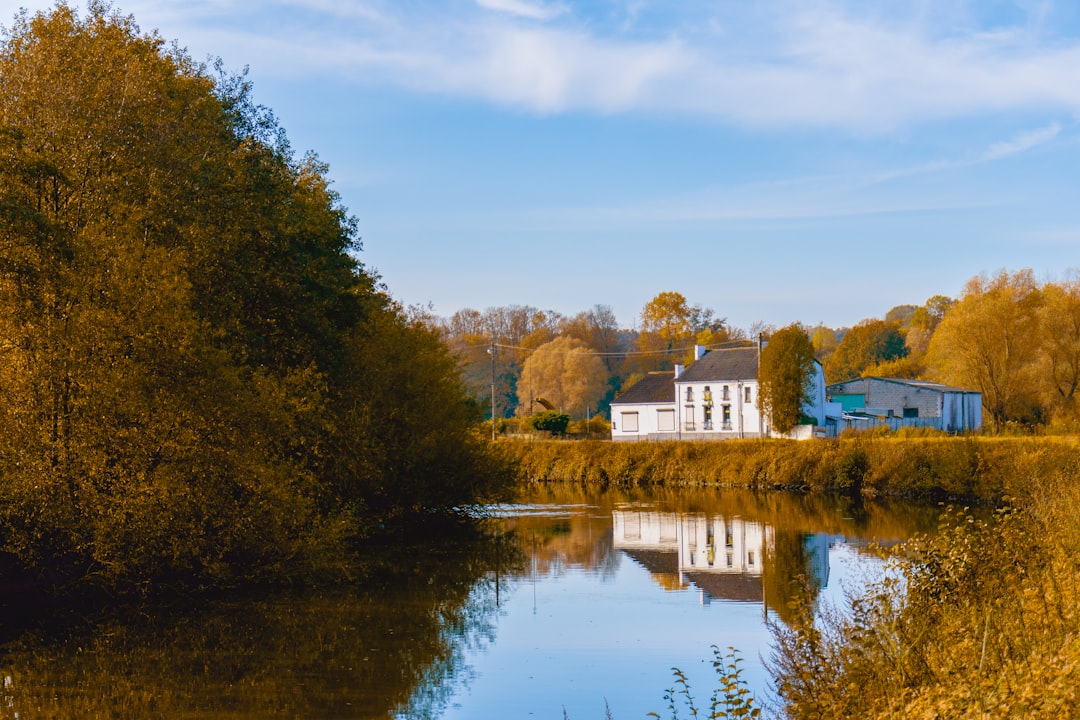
left=612, top=510, right=832, bottom=612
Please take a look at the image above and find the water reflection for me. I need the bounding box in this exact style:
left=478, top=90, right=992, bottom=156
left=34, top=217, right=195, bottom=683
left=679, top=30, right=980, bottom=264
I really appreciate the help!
left=0, top=519, right=518, bottom=720
left=614, top=511, right=776, bottom=600
left=0, top=488, right=941, bottom=719
left=446, top=486, right=942, bottom=719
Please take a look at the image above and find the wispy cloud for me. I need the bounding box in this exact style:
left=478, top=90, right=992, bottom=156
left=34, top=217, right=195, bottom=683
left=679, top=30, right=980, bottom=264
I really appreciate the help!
left=475, top=0, right=567, bottom=22
left=981, top=122, right=1061, bottom=161
left=22, top=0, right=1080, bottom=132
left=871, top=122, right=1064, bottom=183
left=316, top=3, right=1080, bottom=130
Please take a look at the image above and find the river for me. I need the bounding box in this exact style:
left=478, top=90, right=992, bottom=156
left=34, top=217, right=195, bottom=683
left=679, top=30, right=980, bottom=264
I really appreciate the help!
left=0, top=485, right=941, bottom=719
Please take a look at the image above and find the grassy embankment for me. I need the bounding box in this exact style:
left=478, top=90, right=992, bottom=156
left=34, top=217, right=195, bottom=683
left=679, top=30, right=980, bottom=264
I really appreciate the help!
left=507, top=435, right=1080, bottom=717
left=504, top=434, right=1080, bottom=502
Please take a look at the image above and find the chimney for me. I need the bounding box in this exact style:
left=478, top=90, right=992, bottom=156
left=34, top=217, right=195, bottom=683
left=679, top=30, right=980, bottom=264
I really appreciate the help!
left=694, top=344, right=708, bottom=361
left=674, top=363, right=684, bottom=379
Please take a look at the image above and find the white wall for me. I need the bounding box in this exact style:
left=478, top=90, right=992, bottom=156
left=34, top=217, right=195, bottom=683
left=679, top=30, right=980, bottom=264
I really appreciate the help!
left=610, top=402, right=679, bottom=441
left=675, top=381, right=764, bottom=439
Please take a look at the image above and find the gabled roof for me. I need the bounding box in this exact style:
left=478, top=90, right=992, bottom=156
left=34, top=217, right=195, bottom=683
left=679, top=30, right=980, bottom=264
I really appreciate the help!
left=676, top=346, right=758, bottom=383
left=827, top=376, right=978, bottom=395
left=611, top=372, right=675, bottom=405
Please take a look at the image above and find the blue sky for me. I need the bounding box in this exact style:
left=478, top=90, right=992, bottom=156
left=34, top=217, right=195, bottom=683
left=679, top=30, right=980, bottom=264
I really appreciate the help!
left=6, top=1, right=1080, bottom=331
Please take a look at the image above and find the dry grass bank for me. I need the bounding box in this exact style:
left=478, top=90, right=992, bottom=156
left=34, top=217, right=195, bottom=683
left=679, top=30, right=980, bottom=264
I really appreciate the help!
left=505, top=436, right=1080, bottom=502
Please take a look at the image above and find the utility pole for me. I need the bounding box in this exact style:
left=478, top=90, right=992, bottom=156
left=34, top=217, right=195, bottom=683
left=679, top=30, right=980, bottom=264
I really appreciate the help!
left=488, top=340, right=497, bottom=441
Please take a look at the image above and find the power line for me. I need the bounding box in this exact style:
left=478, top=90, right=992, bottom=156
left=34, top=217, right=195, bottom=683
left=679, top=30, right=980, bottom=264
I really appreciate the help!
left=487, top=339, right=755, bottom=358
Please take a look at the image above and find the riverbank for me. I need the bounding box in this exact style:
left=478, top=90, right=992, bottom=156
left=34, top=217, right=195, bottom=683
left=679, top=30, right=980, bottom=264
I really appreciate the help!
left=504, top=435, right=1080, bottom=717
left=505, top=435, right=1080, bottom=502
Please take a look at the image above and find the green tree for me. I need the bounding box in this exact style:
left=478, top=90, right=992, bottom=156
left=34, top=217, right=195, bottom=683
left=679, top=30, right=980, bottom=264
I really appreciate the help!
left=758, top=324, right=817, bottom=435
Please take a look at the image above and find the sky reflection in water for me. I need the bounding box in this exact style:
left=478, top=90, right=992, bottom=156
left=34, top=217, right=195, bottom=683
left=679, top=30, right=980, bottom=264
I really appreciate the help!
left=430, top=489, right=937, bottom=720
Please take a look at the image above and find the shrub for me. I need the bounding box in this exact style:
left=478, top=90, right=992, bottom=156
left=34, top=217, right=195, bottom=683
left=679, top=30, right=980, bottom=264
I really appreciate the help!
left=526, top=411, right=571, bottom=435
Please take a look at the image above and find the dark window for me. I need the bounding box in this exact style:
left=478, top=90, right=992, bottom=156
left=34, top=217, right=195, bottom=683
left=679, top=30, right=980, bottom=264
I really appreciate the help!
left=903, top=407, right=919, bottom=418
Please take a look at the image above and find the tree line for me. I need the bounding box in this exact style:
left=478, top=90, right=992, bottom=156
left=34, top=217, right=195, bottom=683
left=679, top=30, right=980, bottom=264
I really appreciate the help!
left=433, top=292, right=750, bottom=426
left=0, top=4, right=508, bottom=591
left=436, top=270, right=1080, bottom=434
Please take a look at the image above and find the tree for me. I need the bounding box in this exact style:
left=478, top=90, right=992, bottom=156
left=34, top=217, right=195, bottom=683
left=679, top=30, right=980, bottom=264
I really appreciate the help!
left=906, top=295, right=955, bottom=356
left=559, top=304, right=622, bottom=370
left=810, top=325, right=840, bottom=364
left=0, top=4, right=509, bottom=588
left=636, top=292, right=726, bottom=370
left=826, top=319, right=907, bottom=383
left=885, top=304, right=918, bottom=326
left=1035, top=281, right=1080, bottom=420
left=517, top=337, right=607, bottom=417
left=926, top=270, right=1043, bottom=431
left=758, top=324, right=817, bottom=435
left=437, top=304, right=563, bottom=419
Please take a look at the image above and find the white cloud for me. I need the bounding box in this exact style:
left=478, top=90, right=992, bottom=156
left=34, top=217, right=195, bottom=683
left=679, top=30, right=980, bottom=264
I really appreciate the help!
left=870, top=121, right=1064, bottom=183
left=314, top=3, right=1080, bottom=131
left=18, top=0, right=1080, bottom=132
left=981, top=122, right=1061, bottom=161
left=475, top=0, right=567, bottom=22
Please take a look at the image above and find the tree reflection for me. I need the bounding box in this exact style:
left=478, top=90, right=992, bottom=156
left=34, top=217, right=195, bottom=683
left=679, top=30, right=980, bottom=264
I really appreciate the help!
left=0, top=520, right=521, bottom=719
left=500, top=485, right=940, bottom=626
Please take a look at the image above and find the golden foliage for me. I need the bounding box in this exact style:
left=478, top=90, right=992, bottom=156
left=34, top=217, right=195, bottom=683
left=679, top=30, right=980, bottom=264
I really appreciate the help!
left=517, top=336, right=607, bottom=417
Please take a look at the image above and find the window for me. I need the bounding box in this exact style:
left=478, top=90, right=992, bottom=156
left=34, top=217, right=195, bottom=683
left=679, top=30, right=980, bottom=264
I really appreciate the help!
left=703, top=404, right=713, bottom=430
left=621, top=412, right=639, bottom=433
left=722, top=385, right=730, bottom=401
left=745, top=386, right=752, bottom=403
left=657, top=408, right=675, bottom=431
left=703, top=386, right=712, bottom=404
left=685, top=387, right=694, bottom=402
left=722, top=404, right=731, bottom=428
left=903, top=407, right=919, bottom=419
left=684, top=406, right=695, bottom=431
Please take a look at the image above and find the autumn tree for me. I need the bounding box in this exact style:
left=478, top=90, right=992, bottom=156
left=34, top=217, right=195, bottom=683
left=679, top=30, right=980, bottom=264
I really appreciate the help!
left=885, top=304, right=918, bottom=326
left=635, top=292, right=726, bottom=371
left=825, top=319, right=907, bottom=383
left=758, top=324, right=817, bottom=435
left=810, top=325, right=840, bottom=364
left=517, top=337, right=607, bottom=418
left=559, top=305, right=622, bottom=369
left=906, top=294, right=955, bottom=356
left=0, top=4, right=509, bottom=589
left=436, top=304, right=564, bottom=419
left=1035, top=281, right=1080, bottom=420
left=926, top=270, right=1043, bottom=431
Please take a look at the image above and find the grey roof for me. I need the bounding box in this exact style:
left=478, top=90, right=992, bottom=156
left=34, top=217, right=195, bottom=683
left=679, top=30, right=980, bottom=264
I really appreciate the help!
left=622, top=548, right=679, bottom=576
left=611, top=372, right=675, bottom=405
left=677, top=347, right=758, bottom=383
left=827, top=376, right=978, bottom=395
left=684, top=571, right=764, bottom=603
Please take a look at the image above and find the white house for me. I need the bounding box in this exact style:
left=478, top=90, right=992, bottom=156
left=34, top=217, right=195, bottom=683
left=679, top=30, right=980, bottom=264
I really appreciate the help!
left=826, top=377, right=982, bottom=433
left=609, top=371, right=677, bottom=441
left=611, top=343, right=830, bottom=441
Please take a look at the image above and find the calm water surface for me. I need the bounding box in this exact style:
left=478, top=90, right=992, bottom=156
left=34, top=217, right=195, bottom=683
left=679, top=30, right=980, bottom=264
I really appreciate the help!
left=0, top=486, right=941, bottom=719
